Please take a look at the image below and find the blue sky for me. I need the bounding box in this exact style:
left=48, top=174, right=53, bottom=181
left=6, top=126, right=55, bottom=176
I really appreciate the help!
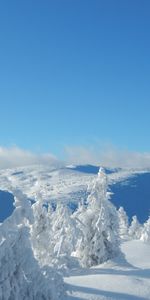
left=0, top=0, right=150, bottom=161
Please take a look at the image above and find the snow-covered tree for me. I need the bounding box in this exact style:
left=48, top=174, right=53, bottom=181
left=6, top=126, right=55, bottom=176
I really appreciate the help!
left=75, top=168, right=120, bottom=267
left=128, top=215, right=142, bottom=240
left=118, top=206, right=129, bottom=239
left=31, top=200, right=80, bottom=270
left=30, top=201, right=54, bottom=267
left=140, top=216, right=150, bottom=243
left=0, top=189, right=65, bottom=300
left=51, top=202, right=80, bottom=268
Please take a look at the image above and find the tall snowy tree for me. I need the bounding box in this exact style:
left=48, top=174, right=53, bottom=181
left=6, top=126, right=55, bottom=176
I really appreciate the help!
left=75, top=168, right=120, bottom=267
left=118, top=206, right=129, bottom=239
left=51, top=202, right=80, bottom=268
left=30, top=201, right=54, bottom=267
left=128, top=215, right=142, bottom=240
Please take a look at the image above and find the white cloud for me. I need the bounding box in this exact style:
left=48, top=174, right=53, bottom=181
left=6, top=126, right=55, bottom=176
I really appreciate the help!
left=0, top=146, right=62, bottom=169
left=65, top=145, right=150, bottom=169
left=1, top=144, right=150, bottom=170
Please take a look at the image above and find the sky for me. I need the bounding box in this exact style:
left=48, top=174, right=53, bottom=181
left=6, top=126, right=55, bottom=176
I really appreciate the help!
left=0, top=0, right=150, bottom=167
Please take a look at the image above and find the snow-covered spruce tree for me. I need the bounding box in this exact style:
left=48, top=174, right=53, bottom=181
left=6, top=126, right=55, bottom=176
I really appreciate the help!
left=51, top=202, right=80, bottom=268
left=30, top=200, right=54, bottom=267
left=0, top=189, right=64, bottom=300
left=75, top=168, right=120, bottom=267
left=128, top=215, right=142, bottom=240
left=118, top=206, right=129, bottom=240
left=140, top=216, right=150, bottom=243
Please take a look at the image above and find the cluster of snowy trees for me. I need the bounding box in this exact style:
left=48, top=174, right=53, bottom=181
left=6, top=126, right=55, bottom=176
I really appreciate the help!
left=0, top=168, right=121, bottom=299
left=30, top=168, right=120, bottom=270
left=0, top=167, right=150, bottom=299
left=118, top=205, right=150, bottom=242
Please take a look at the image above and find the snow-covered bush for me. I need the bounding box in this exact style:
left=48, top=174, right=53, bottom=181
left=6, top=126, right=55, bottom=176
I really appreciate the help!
left=75, top=168, right=120, bottom=267
left=118, top=206, right=129, bottom=239
left=0, top=189, right=65, bottom=300
left=140, top=216, right=150, bottom=243
left=128, top=215, right=142, bottom=240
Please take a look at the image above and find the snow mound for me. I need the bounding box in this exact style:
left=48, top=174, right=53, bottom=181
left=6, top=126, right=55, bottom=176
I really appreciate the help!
left=65, top=240, right=150, bottom=300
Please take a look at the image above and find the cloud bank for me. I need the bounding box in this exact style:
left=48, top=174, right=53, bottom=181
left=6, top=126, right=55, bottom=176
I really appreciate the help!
left=65, top=145, right=150, bottom=169
left=0, top=145, right=150, bottom=170
left=0, top=146, right=62, bottom=169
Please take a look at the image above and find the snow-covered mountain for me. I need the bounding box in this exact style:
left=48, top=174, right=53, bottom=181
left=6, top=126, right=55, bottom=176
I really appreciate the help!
left=0, top=164, right=150, bottom=300
left=0, top=164, right=149, bottom=223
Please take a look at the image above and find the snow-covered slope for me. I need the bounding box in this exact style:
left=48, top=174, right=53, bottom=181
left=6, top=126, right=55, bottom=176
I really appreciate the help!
left=0, top=165, right=93, bottom=201
left=0, top=164, right=149, bottom=222
left=65, top=240, right=150, bottom=300
left=0, top=164, right=145, bottom=201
